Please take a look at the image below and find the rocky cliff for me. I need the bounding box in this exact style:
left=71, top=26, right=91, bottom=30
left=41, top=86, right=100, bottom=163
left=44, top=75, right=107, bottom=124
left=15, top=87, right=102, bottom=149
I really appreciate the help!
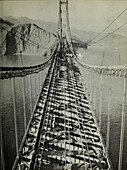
left=1, top=16, right=127, bottom=57
left=0, top=18, right=57, bottom=55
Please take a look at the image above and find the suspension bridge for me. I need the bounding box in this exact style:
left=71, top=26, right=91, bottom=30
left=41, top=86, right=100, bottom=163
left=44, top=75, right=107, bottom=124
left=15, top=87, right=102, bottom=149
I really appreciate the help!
left=1, top=0, right=127, bottom=170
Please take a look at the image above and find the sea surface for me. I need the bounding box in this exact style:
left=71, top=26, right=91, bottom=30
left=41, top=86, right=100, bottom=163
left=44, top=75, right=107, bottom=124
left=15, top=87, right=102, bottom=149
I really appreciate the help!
left=1, top=54, right=49, bottom=170
left=1, top=47, right=127, bottom=170
left=79, top=39, right=127, bottom=170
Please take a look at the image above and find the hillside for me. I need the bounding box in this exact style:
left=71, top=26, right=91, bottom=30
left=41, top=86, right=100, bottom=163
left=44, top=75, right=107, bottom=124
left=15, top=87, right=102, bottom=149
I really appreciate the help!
left=0, top=17, right=57, bottom=55
left=1, top=16, right=127, bottom=59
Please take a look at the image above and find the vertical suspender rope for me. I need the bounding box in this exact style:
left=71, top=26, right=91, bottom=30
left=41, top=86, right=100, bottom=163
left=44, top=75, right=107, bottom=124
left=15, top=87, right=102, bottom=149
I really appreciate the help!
left=80, top=65, right=86, bottom=90
left=84, top=68, right=86, bottom=90
left=99, top=74, right=103, bottom=129
left=29, top=74, right=32, bottom=115
left=12, top=78, right=18, bottom=155
left=106, top=78, right=112, bottom=152
left=39, top=71, right=42, bottom=91
left=41, top=70, right=44, bottom=88
left=86, top=69, right=88, bottom=92
left=84, top=68, right=87, bottom=91
left=1, top=79, right=5, bottom=170
left=35, top=74, right=37, bottom=98
left=94, top=74, right=96, bottom=114
left=99, top=50, right=105, bottom=128
left=89, top=71, right=91, bottom=103
left=37, top=73, right=39, bottom=97
left=83, top=67, right=86, bottom=87
left=118, top=75, right=127, bottom=170
left=22, top=77, right=26, bottom=130
left=1, top=128, right=5, bottom=170
left=39, top=71, right=41, bottom=92
left=87, top=70, right=89, bottom=98
left=41, top=70, right=43, bottom=90
left=87, top=70, right=89, bottom=95
left=118, top=35, right=121, bottom=65
left=36, top=73, right=38, bottom=97
left=20, top=53, right=26, bottom=130
left=38, top=72, right=40, bottom=94
left=91, top=72, right=94, bottom=107
left=91, top=72, right=93, bottom=106
left=1, top=57, right=5, bottom=170
left=88, top=71, right=91, bottom=101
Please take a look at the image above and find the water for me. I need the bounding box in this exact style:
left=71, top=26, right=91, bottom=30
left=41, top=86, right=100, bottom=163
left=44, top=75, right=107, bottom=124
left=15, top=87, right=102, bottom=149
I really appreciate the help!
left=80, top=71, right=127, bottom=170
left=78, top=38, right=127, bottom=170
left=1, top=54, right=49, bottom=170
left=1, top=51, right=127, bottom=170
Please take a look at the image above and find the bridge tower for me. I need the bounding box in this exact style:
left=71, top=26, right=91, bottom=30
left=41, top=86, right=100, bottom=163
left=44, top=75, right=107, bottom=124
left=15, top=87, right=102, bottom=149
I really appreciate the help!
left=57, top=0, right=72, bottom=52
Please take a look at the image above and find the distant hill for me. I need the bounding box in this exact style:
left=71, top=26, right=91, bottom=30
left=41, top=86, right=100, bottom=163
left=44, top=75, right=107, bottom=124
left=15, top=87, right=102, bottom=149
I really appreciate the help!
left=2, top=16, right=57, bottom=34
left=2, top=16, right=127, bottom=41
left=1, top=16, right=127, bottom=56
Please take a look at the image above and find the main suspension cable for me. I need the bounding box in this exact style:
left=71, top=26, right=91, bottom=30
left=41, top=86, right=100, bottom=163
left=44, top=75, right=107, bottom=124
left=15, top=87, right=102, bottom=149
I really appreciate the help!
left=88, top=8, right=127, bottom=43
left=94, top=22, right=127, bottom=43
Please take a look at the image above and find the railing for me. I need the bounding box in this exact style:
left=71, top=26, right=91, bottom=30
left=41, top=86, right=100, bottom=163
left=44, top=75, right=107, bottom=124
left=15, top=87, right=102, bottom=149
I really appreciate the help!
left=75, top=55, right=127, bottom=170
left=75, top=56, right=127, bottom=78
left=0, top=58, right=51, bottom=79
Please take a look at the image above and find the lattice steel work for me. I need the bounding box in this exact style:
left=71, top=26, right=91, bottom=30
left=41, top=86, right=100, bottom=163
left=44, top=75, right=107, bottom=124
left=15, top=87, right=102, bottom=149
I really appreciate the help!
left=34, top=52, right=111, bottom=170
left=75, top=56, right=127, bottom=78
left=12, top=50, right=111, bottom=170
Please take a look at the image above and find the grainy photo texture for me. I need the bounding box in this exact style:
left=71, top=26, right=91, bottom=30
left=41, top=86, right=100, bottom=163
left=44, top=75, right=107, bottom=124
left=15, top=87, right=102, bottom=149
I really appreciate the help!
left=1, top=0, right=127, bottom=170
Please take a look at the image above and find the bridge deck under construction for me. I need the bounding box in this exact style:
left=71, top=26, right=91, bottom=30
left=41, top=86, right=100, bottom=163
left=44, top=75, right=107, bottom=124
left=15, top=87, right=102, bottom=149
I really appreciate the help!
left=13, top=51, right=111, bottom=170
left=1, top=0, right=127, bottom=170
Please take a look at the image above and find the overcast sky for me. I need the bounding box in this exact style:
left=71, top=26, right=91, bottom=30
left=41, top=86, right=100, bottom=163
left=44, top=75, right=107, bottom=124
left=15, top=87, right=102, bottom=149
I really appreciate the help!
left=1, top=0, right=127, bottom=35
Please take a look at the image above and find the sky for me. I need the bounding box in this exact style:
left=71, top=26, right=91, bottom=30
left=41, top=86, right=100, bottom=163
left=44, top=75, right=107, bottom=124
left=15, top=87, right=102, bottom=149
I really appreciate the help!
left=1, top=0, right=127, bottom=35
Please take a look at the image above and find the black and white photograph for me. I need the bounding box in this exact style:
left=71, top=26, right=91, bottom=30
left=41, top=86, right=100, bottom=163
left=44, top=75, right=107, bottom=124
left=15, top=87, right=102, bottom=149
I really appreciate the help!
left=1, top=0, right=127, bottom=170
